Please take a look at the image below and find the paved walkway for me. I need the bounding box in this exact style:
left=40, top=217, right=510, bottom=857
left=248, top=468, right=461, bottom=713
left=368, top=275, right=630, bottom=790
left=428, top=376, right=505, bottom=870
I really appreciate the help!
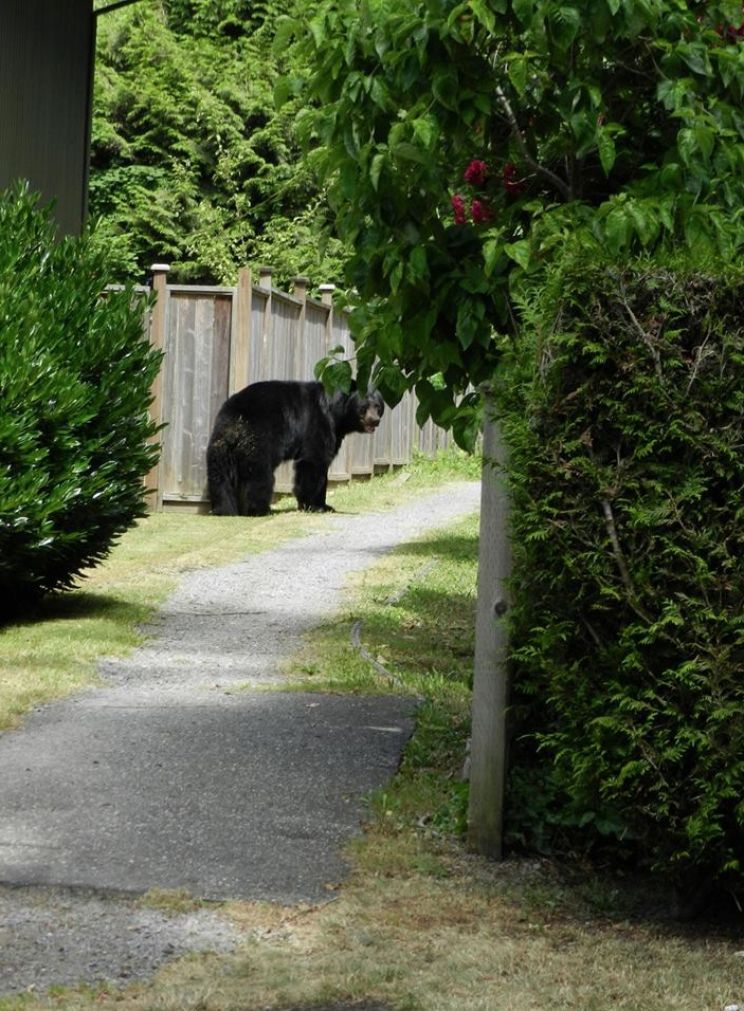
left=0, top=481, right=481, bottom=993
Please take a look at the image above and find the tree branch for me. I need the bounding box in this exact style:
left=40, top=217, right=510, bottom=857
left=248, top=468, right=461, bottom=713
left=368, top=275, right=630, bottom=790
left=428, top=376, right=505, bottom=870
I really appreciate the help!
left=494, top=84, right=573, bottom=201
left=601, top=497, right=651, bottom=623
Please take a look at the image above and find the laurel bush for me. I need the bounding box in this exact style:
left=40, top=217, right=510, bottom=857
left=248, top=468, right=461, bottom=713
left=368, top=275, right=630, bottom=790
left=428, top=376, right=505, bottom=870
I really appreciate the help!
left=498, top=253, right=744, bottom=901
left=0, top=185, right=161, bottom=609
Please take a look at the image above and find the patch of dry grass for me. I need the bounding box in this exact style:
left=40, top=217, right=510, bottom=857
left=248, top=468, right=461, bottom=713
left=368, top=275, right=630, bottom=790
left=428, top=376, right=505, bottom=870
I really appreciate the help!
left=9, top=854, right=740, bottom=1011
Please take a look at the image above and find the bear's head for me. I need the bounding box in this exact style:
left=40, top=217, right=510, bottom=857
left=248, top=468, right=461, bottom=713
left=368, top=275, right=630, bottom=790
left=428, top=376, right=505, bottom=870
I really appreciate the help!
left=355, top=388, right=384, bottom=434
left=330, top=383, right=385, bottom=436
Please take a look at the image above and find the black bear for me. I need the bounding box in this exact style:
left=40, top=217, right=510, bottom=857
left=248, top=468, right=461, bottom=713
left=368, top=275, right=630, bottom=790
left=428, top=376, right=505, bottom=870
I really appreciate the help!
left=206, top=380, right=384, bottom=515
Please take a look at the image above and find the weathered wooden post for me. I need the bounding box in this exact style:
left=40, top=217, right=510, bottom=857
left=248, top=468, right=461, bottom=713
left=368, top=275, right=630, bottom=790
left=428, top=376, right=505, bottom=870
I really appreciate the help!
left=229, top=265, right=252, bottom=394
left=318, top=282, right=335, bottom=350
left=292, top=275, right=310, bottom=378
left=145, top=263, right=170, bottom=511
left=257, top=265, right=273, bottom=380
left=467, top=389, right=512, bottom=858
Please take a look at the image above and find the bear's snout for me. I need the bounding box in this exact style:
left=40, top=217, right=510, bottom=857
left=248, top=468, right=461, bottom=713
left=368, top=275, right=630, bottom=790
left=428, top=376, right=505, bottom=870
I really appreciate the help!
left=361, top=405, right=382, bottom=432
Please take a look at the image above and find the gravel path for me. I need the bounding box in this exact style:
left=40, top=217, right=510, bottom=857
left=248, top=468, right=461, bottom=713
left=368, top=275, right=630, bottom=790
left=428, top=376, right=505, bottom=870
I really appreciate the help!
left=0, top=481, right=481, bottom=996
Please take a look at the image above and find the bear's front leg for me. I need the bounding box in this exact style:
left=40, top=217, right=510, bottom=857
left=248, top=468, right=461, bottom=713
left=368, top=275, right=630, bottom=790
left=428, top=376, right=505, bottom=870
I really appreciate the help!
left=293, top=459, right=334, bottom=512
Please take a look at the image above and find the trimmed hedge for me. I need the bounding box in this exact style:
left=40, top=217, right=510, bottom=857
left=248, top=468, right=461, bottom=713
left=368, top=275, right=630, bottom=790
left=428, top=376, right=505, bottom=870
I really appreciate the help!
left=498, top=254, right=744, bottom=901
left=0, top=185, right=161, bottom=608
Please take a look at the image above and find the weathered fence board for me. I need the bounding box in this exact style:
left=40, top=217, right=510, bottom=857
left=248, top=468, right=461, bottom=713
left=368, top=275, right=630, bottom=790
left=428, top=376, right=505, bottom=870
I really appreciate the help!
left=143, top=265, right=451, bottom=511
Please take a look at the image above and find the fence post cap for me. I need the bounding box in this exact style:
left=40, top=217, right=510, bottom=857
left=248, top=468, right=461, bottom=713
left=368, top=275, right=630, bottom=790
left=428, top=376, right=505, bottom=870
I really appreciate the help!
left=258, top=265, right=274, bottom=289
left=318, top=283, right=336, bottom=291
left=150, top=263, right=171, bottom=272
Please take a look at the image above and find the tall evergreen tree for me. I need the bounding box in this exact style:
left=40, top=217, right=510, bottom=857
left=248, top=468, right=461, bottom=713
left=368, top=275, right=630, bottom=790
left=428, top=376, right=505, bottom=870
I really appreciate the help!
left=91, top=0, right=342, bottom=287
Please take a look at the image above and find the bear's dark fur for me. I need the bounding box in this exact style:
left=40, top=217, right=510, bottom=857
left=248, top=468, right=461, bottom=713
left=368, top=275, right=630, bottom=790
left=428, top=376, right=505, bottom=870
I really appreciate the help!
left=206, top=380, right=384, bottom=515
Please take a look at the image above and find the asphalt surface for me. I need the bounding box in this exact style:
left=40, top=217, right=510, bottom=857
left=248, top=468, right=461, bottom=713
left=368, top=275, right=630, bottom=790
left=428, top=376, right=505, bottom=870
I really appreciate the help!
left=0, top=480, right=481, bottom=995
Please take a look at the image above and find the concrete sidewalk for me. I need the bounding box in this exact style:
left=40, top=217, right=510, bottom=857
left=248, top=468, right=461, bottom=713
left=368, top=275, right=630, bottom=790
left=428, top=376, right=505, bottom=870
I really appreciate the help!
left=0, top=481, right=481, bottom=992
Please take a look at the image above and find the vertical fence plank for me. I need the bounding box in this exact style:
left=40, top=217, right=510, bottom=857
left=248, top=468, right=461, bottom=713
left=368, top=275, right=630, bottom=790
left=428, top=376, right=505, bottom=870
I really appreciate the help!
left=250, top=287, right=269, bottom=381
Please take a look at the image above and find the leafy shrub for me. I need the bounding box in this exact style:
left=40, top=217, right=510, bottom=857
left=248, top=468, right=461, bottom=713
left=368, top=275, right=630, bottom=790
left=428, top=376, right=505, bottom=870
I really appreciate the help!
left=498, top=253, right=744, bottom=900
left=0, top=185, right=161, bottom=608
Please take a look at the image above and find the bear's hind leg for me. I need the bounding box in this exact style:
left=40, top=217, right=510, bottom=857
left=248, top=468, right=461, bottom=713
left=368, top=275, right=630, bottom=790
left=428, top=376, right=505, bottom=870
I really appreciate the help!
left=207, top=443, right=240, bottom=515
left=236, top=459, right=275, bottom=516
left=293, top=459, right=333, bottom=512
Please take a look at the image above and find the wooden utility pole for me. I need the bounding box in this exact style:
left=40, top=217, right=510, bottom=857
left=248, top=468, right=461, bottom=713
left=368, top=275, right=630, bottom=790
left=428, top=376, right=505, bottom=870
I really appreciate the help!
left=467, top=394, right=512, bottom=858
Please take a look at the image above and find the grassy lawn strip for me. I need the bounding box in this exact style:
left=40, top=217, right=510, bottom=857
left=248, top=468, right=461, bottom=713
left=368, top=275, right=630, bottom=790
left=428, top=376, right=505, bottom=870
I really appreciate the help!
left=0, top=449, right=477, bottom=732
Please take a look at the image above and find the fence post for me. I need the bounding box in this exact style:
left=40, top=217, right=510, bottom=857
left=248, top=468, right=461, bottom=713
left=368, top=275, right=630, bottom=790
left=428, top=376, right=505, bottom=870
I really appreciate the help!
left=318, top=283, right=335, bottom=350
left=230, top=266, right=252, bottom=394
left=258, top=265, right=273, bottom=378
left=293, top=275, right=310, bottom=378
left=145, top=263, right=170, bottom=511
left=467, top=391, right=512, bottom=858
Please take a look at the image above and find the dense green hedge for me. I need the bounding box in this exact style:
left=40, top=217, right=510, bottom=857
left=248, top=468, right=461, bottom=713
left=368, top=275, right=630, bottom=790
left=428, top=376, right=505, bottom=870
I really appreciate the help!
left=498, top=254, right=744, bottom=902
left=0, top=186, right=162, bottom=609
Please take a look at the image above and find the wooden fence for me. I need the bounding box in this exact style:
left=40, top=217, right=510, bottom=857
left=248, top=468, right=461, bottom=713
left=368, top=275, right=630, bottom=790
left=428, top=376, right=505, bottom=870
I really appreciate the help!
left=141, top=264, right=451, bottom=511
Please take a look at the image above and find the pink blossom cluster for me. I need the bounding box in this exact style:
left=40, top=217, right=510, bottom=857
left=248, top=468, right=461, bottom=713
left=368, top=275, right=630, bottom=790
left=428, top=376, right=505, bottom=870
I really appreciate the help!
left=463, top=158, right=488, bottom=186
left=450, top=158, right=526, bottom=226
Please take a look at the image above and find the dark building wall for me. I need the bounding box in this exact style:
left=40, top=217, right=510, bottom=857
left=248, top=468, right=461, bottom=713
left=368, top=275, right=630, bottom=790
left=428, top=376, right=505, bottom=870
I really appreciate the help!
left=0, top=0, right=94, bottom=234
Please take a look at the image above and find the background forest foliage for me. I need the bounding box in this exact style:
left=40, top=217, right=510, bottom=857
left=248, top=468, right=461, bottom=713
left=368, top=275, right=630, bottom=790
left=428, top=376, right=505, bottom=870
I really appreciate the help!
left=91, top=0, right=342, bottom=288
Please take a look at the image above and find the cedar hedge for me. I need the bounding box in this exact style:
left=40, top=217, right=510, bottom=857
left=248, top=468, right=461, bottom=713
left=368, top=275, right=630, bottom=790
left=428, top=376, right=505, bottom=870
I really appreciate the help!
left=0, top=184, right=162, bottom=610
left=498, top=253, right=744, bottom=903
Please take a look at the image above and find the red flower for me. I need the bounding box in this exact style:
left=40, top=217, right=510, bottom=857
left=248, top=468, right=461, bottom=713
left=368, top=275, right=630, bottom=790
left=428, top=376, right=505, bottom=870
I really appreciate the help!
left=470, top=198, right=492, bottom=224
left=502, top=162, right=526, bottom=196
left=451, top=193, right=467, bottom=224
left=463, top=159, right=489, bottom=186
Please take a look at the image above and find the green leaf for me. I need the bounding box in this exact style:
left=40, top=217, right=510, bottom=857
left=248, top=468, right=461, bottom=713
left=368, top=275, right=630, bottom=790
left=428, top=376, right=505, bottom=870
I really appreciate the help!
left=550, top=6, right=580, bottom=49
left=370, top=152, right=385, bottom=191
left=506, top=52, right=529, bottom=96
left=626, top=200, right=659, bottom=247
left=369, top=76, right=390, bottom=109
left=272, top=16, right=300, bottom=56
left=408, top=245, right=428, bottom=282
left=597, top=127, right=617, bottom=176
left=677, top=43, right=712, bottom=78
left=308, top=16, right=326, bottom=49
left=432, top=68, right=458, bottom=110
left=504, top=240, right=531, bottom=270
left=469, top=0, right=496, bottom=31
left=603, top=205, right=633, bottom=253
left=391, top=142, right=428, bottom=163
left=483, top=237, right=505, bottom=276
left=678, top=126, right=715, bottom=166
left=412, top=115, right=437, bottom=148
left=512, top=0, right=533, bottom=26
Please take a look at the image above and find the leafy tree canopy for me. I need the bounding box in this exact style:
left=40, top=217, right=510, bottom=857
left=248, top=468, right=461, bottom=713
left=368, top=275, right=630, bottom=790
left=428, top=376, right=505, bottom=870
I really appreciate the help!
left=280, top=0, right=744, bottom=446
left=91, top=0, right=344, bottom=287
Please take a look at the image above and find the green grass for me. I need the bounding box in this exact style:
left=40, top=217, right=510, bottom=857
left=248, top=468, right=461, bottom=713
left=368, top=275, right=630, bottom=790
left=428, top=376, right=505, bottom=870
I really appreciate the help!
left=0, top=449, right=477, bottom=731
left=2, top=447, right=742, bottom=1011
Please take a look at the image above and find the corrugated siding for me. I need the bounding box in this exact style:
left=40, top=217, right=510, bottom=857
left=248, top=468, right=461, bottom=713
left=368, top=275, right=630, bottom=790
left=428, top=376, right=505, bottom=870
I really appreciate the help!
left=0, top=0, right=93, bottom=235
